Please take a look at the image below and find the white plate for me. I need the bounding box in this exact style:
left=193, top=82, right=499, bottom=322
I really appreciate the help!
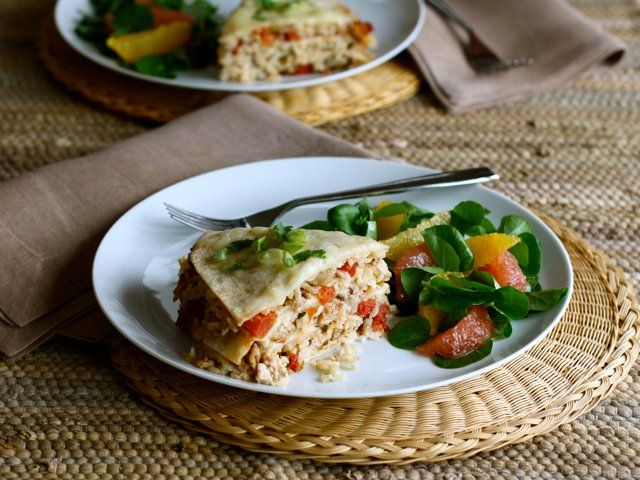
left=55, top=0, right=425, bottom=92
left=93, top=157, right=573, bottom=398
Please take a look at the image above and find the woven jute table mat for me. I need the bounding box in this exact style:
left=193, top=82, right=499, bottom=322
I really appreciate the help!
left=1, top=0, right=640, bottom=478
left=36, top=13, right=420, bottom=126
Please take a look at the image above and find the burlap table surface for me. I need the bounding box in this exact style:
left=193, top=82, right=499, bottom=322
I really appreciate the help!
left=1, top=0, right=639, bottom=478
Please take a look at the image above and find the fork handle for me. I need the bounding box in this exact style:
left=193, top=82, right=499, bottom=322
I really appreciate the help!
left=424, top=0, right=471, bottom=34
left=284, top=167, right=498, bottom=210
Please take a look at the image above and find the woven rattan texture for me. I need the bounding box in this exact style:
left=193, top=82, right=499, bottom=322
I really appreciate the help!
left=107, top=215, right=637, bottom=465
left=1, top=0, right=640, bottom=477
left=36, top=16, right=420, bottom=125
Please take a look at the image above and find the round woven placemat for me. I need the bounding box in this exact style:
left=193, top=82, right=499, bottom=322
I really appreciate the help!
left=109, top=215, right=639, bottom=465
left=35, top=14, right=420, bottom=125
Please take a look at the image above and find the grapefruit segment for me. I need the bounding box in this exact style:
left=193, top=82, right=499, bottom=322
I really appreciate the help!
left=416, top=305, right=492, bottom=359
left=479, top=250, right=527, bottom=291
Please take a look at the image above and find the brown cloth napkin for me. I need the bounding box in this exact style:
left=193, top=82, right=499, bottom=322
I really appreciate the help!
left=0, top=94, right=371, bottom=359
left=409, top=0, right=626, bottom=113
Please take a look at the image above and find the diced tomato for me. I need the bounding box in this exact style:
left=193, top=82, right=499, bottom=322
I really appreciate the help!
left=357, top=298, right=376, bottom=317
left=150, top=5, right=195, bottom=26
left=287, top=352, right=302, bottom=372
left=318, top=286, right=336, bottom=305
left=294, top=64, right=313, bottom=74
left=231, top=40, right=243, bottom=56
left=253, top=27, right=277, bottom=46
left=306, top=306, right=318, bottom=318
left=393, top=243, right=436, bottom=302
left=242, top=311, right=277, bottom=339
left=351, top=21, right=373, bottom=41
left=284, top=31, right=301, bottom=41
left=371, top=302, right=391, bottom=333
left=339, top=261, right=358, bottom=277
left=479, top=250, right=527, bottom=292
left=417, top=305, right=492, bottom=359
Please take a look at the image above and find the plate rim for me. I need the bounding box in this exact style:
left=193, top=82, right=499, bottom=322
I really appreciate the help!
left=54, top=0, right=426, bottom=92
left=92, top=156, right=574, bottom=399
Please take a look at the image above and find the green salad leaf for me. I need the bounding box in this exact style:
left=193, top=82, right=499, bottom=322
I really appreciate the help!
left=400, top=266, right=444, bottom=301
left=327, top=204, right=362, bottom=235
left=135, top=54, right=189, bottom=79
left=388, top=316, right=432, bottom=349
left=490, top=312, right=513, bottom=339
left=156, top=0, right=184, bottom=8
left=90, top=0, right=131, bottom=16
left=498, top=215, right=534, bottom=236
left=492, top=286, right=529, bottom=320
left=466, top=217, right=497, bottom=237
left=509, top=232, right=541, bottom=276
left=301, top=220, right=334, bottom=231
left=434, top=339, right=493, bottom=368
left=111, top=3, right=154, bottom=35
left=450, top=200, right=489, bottom=234
left=423, top=225, right=474, bottom=272
left=420, top=275, right=529, bottom=320
left=375, top=201, right=434, bottom=231
left=75, top=15, right=109, bottom=43
left=527, top=288, right=568, bottom=313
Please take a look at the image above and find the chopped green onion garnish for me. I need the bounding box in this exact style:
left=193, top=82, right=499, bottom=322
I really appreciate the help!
left=227, top=239, right=252, bottom=251
left=293, top=249, right=326, bottom=262
left=281, top=241, right=305, bottom=254
left=284, top=229, right=306, bottom=244
left=227, top=263, right=247, bottom=271
left=257, top=248, right=284, bottom=265
left=252, top=236, right=266, bottom=254
left=282, top=251, right=295, bottom=267
left=210, top=248, right=227, bottom=263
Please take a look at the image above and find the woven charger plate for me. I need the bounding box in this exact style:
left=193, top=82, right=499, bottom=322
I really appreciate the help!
left=110, top=215, right=639, bottom=465
left=36, top=15, right=420, bottom=125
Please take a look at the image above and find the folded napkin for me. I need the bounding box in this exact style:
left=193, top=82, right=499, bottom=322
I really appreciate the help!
left=0, top=94, right=371, bottom=359
left=410, top=0, right=626, bottom=113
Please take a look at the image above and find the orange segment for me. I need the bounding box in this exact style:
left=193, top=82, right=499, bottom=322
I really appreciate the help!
left=418, top=304, right=446, bottom=336
left=375, top=201, right=404, bottom=240
left=106, top=22, right=191, bottom=63
left=466, top=233, right=520, bottom=269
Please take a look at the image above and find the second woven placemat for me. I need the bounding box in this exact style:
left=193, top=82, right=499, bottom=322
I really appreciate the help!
left=36, top=15, right=420, bottom=125
left=109, top=215, right=640, bottom=465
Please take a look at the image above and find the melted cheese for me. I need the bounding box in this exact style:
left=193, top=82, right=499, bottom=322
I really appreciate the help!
left=221, top=0, right=356, bottom=37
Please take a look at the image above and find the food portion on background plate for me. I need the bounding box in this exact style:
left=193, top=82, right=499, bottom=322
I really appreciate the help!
left=75, top=0, right=376, bottom=81
left=174, top=197, right=567, bottom=386
left=174, top=225, right=390, bottom=386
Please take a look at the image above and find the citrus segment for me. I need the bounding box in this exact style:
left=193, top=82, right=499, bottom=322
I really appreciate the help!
left=416, top=305, right=492, bottom=359
left=107, top=22, right=191, bottom=63
left=374, top=201, right=404, bottom=240
left=466, top=233, right=519, bottom=270
left=382, top=211, right=451, bottom=261
left=479, top=250, right=527, bottom=291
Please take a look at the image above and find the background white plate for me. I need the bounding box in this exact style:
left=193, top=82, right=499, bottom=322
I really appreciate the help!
left=55, top=0, right=425, bottom=92
left=93, top=157, right=573, bottom=398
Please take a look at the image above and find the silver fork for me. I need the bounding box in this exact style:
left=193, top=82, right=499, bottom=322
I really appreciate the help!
left=164, top=166, right=498, bottom=231
left=424, top=0, right=534, bottom=71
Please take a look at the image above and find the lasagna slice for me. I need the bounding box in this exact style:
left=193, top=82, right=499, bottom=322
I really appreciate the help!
left=218, top=0, right=376, bottom=82
left=174, top=226, right=391, bottom=386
